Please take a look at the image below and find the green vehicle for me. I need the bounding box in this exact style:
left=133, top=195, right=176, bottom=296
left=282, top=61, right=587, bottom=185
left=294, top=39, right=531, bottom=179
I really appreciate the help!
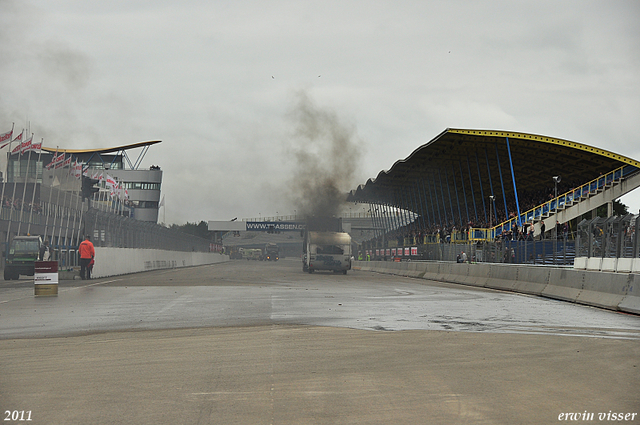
left=4, top=236, right=43, bottom=280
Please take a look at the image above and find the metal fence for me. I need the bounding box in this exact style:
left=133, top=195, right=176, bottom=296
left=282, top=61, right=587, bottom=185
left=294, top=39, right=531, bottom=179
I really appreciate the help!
left=1, top=183, right=212, bottom=268
left=576, top=214, right=639, bottom=259
left=362, top=214, right=640, bottom=265
left=83, top=208, right=211, bottom=252
left=415, top=236, right=576, bottom=265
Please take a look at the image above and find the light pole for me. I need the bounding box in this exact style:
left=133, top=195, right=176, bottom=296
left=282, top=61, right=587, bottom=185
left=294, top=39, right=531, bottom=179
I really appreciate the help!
left=489, top=195, right=495, bottom=228
left=553, top=176, right=561, bottom=200
left=553, top=176, right=561, bottom=240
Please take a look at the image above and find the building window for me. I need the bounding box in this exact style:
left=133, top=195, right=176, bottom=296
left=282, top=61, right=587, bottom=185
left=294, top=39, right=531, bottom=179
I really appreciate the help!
left=122, top=182, right=161, bottom=190
left=7, top=158, right=43, bottom=183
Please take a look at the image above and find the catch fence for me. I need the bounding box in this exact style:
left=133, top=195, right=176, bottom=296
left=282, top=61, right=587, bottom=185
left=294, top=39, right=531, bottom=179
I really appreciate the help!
left=575, top=214, right=639, bottom=259
left=1, top=183, right=211, bottom=268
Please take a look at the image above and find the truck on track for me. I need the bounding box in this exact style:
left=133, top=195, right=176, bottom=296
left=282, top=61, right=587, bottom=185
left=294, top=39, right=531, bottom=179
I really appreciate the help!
left=262, top=243, right=279, bottom=261
left=227, top=246, right=244, bottom=260
left=301, top=217, right=351, bottom=274
left=242, top=248, right=262, bottom=260
left=4, top=235, right=43, bottom=280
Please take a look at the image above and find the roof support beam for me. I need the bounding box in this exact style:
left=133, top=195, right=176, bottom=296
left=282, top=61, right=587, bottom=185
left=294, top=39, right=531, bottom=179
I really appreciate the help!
left=437, top=170, right=449, bottom=225
left=413, top=181, right=427, bottom=230
left=466, top=157, right=478, bottom=223
left=458, top=160, right=471, bottom=224
left=494, top=144, right=509, bottom=222
left=450, top=165, right=464, bottom=226
left=506, top=137, right=522, bottom=226
left=475, top=151, right=488, bottom=225
left=484, top=148, right=498, bottom=225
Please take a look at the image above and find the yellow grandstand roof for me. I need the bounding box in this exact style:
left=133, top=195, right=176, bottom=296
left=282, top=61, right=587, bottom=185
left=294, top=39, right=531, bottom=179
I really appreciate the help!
left=348, top=128, right=640, bottom=207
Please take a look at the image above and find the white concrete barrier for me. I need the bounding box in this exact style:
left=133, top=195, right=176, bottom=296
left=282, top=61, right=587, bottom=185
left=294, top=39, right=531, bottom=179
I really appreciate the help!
left=586, top=257, right=602, bottom=271
left=446, top=263, right=469, bottom=285
left=575, top=271, right=630, bottom=310
left=352, top=260, right=639, bottom=315
left=485, top=265, right=519, bottom=292
left=575, top=256, right=640, bottom=274
left=573, top=257, right=587, bottom=270
left=513, top=266, right=550, bottom=296
left=616, top=258, right=634, bottom=273
left=618, top=274, right=640, bottom=315
left=423, top=262, right=440, bottom=281
left=542, top=269, right=583, bottom=303
left=463, top=263, right=490, bottom=287
left=600, top=258, right=617, bottom=272
left=91, top=248, right=229, bottom=278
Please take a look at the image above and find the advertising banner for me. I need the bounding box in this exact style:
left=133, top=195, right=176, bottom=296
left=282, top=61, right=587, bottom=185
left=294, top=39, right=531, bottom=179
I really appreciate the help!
left=245, top=222, right=306, bottom=232
left=34, top=261, right=58, bottom=296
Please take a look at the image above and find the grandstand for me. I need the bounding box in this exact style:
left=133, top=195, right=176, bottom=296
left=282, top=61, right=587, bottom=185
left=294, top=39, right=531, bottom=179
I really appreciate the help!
left=347, top=129, right=640, bottom=264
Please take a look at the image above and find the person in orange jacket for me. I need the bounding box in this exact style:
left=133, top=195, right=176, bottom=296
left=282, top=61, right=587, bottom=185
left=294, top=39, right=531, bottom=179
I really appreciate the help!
left=79, top=235, right=95, bottom=280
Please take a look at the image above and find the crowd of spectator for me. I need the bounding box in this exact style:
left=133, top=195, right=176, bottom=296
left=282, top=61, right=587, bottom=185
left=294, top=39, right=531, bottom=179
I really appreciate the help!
left=366, top=184, right=579, bottom=248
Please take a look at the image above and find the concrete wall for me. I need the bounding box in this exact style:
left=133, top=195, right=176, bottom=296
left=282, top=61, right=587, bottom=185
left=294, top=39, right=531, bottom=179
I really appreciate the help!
left=90, top=248, right=229, bottom=278
left=574, top=256, right=640, bottom=273
left=352, top=260, right=639, bottom=315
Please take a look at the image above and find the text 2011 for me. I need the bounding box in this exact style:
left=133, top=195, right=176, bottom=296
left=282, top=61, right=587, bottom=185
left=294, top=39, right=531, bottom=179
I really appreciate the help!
left=4, top=411, right=32, bottom=421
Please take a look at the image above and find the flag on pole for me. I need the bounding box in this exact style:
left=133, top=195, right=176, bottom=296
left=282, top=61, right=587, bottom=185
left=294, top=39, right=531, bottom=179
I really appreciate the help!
left=105, top=174, right=117, bottom=199
left=105, top=174, right=116, bottom=189
left=0, top=128, right=13, bottom=149
left=70, top=159, right=83, bottom=178
left=47, top=152, right=64, bottom=170
left=55, top=154, right=71, bottom=169
left=159, top=195, right=165, bottom=208
left=53, top=153, right=66, bottom=169
left=29, top=138, right=42, bottom=152
left=10, top=133, right=23, bottom=155
left=20, top=134, right=33, bottom=155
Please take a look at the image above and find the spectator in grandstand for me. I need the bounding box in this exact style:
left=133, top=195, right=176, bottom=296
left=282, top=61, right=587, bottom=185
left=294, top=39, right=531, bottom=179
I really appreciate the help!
left=521, top=222, right=529, bottom=241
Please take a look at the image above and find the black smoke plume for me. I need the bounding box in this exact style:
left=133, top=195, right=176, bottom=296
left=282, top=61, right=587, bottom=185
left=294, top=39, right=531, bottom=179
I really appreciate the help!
left=287, top=91, right=363, bottom=219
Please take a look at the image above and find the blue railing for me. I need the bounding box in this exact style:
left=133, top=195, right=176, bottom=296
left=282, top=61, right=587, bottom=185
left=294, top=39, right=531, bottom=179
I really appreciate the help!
left=470, top=165, right=637, bottom=241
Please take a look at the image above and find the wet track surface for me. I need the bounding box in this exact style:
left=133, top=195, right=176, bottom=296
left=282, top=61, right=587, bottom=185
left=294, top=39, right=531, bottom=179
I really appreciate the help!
left=2, top=259, right=639, bottom=340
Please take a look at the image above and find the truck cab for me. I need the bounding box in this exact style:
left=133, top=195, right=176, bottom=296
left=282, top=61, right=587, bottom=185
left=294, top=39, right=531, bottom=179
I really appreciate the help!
left=303, top=231, right=351, bottom=274
left=4, top=235, right=43, bottom=280
left=264, top=243, right=279, bottom=261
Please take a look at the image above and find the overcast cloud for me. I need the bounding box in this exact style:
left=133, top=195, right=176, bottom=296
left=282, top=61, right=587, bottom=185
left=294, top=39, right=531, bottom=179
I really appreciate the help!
left=1, top=0, right=639, bottom=224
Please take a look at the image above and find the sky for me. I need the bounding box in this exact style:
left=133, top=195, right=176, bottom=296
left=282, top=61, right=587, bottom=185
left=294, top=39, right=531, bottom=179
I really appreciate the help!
left=1, top=0, right=639, bottom=224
